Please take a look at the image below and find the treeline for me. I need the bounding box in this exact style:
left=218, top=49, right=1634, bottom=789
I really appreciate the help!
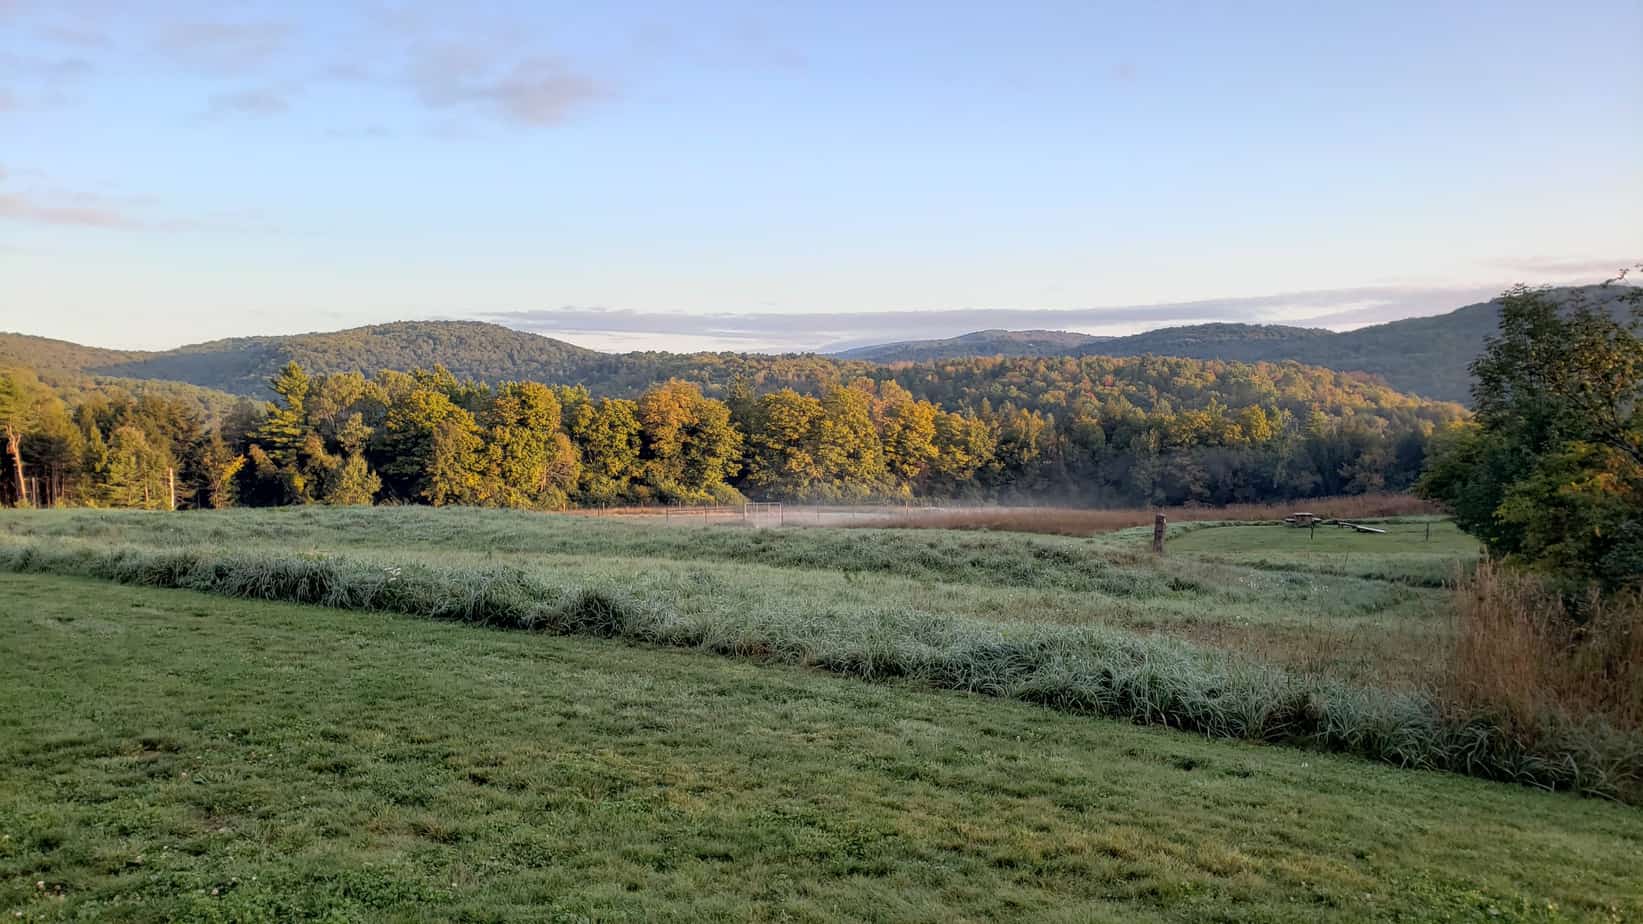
left=2, top=353, right=1459, bottom=510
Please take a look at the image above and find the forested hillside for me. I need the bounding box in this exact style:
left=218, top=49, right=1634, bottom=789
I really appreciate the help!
left=835, top=285, right=1637, bottom=402
left=1, top=346, right=1462, bottom=510
left=835, top=329, right=1108, bottom=362
left=8, top=286, right=1629, bottom=405
left=79, top=321, right=606, bottom=396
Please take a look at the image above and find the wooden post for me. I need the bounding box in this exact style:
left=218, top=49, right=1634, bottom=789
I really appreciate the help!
left=1152, top=513, right=1166, bottom=555
left=1425, top=521, right=1431, bottom=543
left=4, top=423, right=23, bottom=508
left=1309, top=521, right=1316, bottom=541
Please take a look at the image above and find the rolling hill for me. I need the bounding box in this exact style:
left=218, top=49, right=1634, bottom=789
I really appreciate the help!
left=84, top=321, right=606, bottom=397
left=835, top=328, right=1110, bottom=362
left=835, top=285, right=1638, bottom=402
left=0, top=320, right=857, bottom=401
left=4, top=285, right=1631, bottom=405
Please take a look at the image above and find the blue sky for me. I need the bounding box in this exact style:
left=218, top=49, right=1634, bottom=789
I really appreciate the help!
left=2, top=0, right=1639, bottom=352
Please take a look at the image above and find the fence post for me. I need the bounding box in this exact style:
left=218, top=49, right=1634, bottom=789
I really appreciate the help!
left=1425, top=521, right=1431, bottom=543
left=1152, top=513, right=1166, bottom=555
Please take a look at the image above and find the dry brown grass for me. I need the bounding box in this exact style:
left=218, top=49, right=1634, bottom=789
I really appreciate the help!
left=1165, top=621, right=1447, bottom=691
left=852, top=493, right=1438, bottom=536
left=1449, top=562, right=1643, bottom=735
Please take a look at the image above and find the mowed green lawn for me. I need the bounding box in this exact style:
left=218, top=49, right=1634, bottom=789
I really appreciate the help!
left=3, top=574, right=1639, bottom=923
left=1166, top=519, right=1481, bottom=586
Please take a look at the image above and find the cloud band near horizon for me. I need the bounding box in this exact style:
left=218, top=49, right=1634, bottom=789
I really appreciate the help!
left=476, top=284, right=1533, bottom=353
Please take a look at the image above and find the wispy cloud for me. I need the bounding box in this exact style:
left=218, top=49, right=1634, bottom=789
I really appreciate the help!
left=0, top=193, right=147, bottom=229
left=0, top=165, right=270, bottom=232
left=11, top=6, right=625, bottom=131
left=325, top=123, right=391, bottom=140
left=1490, top=256, right=1639, bottom=278
left=39, top=22, right=111, bottom=48
left=205, top=86, right=291, bottom=118
left=407, top=45, right=605, bottom=127
left=479, top=285, right=1521, bottom=353
left=156, top=20, right=295, bottom=73
left=0, top=49, right=94, bottom=109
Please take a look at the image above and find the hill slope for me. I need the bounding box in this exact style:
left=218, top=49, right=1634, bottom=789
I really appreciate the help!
left=0, top=332, right=144, bottom=380
left=79, top=320, right=605, bottom=397
left=14, top=286, right=1629, bottom=404
left=835, top=328, right=1109, bottom=362
left=835, top=285, right=1638, bottom=402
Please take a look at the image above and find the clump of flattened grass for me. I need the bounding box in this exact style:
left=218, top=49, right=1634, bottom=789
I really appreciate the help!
left=2, top=537, right=1638, bottom=803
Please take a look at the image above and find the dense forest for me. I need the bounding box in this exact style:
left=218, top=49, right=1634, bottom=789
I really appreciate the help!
left=0, top=349, right=1461, bottom=510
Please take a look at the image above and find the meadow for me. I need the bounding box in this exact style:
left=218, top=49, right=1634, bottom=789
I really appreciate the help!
left=850, top=493, right=1440, bottom=536
left=0, top=506, right=1473, bottom=689
left=4, top=574, right=1642, bottom=923
left=1, top=506, right=1640, bottom=921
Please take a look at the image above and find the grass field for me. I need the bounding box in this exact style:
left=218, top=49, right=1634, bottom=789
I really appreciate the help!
left=3, top=574, right=1640, bottom=923
left=0, top=507, right=1465, bottom=690
left=1, top=507, right=1639, bottom=920
left=1166, top=519, right=1482, bottom=586
left=851, top=494, right=1441, bottom=537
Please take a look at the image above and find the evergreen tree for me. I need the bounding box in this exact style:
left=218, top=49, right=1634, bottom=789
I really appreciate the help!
left=326, top=452, right=381, bottom=506
left=103, top=425, right=172, bottom=509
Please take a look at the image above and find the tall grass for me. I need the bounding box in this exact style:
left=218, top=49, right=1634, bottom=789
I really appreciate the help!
left=1449, top=562, right=1643, bottom=736
left=3, top=537, right=1638, bottom=803
left=852, top=493, right=1439, bottom=536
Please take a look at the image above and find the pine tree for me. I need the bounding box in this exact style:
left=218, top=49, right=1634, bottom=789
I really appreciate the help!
left=325, top=452, right=381, bottom=506
left=103, top=426, right=172, bottom=509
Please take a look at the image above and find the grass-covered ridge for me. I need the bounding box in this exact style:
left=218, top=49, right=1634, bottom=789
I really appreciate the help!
left=2, top=525, right=1637, bottom=803
left=3, top=574, right=1639, bottom=922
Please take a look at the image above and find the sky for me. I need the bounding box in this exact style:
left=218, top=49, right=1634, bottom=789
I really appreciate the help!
left=1, top=1, right=1640, bottom=353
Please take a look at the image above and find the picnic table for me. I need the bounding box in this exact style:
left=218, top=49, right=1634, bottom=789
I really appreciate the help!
left=1281, top=513, right=1385, bottom=534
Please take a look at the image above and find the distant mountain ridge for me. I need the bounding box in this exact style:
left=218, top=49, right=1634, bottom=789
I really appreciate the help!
left=836, top=329, right=1110, bottom=360
left=3, top=285, right=1632, bottom=405
left=832, top=285, right=1637, bottom=402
